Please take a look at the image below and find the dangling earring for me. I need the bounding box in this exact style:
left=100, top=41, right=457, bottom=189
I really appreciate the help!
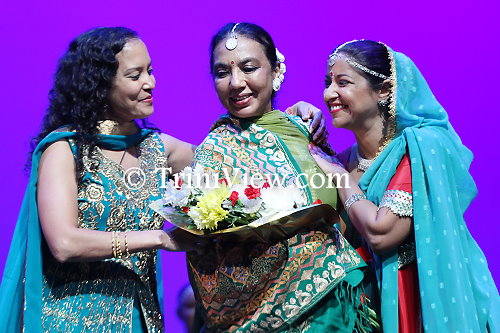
left=272, top=77, right=282, bottom=92
left=103, top=103, right=111, bottom=115
left=378, top=99, right=389, bottom=107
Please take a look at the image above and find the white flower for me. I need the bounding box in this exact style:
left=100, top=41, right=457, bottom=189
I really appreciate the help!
left=162, top=181, right=191, bottom=207
left=240, top=196, right=263, bottom=213
left=276, top=48, right=285, bottom=63
left=187, top=208, right=202, bottom=229
left=260, top=186, right=305, bottom=213
left=279, top=63, right=286, bottom=75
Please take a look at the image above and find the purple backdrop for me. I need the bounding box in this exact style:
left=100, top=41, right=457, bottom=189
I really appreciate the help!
left=1, top=1, right=498, bottom=331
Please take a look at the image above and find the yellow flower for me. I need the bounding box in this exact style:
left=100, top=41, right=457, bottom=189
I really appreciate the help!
left=193, top=186, right=230, bottom=230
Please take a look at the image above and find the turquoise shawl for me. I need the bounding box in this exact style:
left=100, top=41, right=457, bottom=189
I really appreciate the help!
left=0, top=128, right=160, bottom=332
left=359, top=51, right=499, bottom=332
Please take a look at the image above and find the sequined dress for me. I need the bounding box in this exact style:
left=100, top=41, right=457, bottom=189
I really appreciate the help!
left=40, top=132, right=167, bottom=332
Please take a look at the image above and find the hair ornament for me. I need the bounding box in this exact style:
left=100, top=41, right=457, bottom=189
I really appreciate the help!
left=328, top=40, right=389, bottom=80
left=225, top=23, right=240, bottom=50
left=273, top=48, right=286, bottom=92
left=329, top=53, right=389, bottom=80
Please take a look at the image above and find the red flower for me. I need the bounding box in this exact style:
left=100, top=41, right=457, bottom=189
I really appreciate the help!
left=244, top=185, right=261, bottom=199
left=229, top=191, right=239, bottom=206
left=360, top=292, right=367, bottom=305
left=218, top=178, right=228, bottom=186
left=175, top=178, right=184, bottom=190
left=262, top=182, right=270, bottom=189
left=181, top=206, right=189, bottom=213
left=312, top=199, right=323, bottom=205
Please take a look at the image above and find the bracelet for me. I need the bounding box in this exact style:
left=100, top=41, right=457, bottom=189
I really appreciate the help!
left=111, top=231, right=117, bottom=258
left=344, top=193, right=367, bottom=214
left=124, top=232, right=130, bottom=257
left=115, top=232, right=123, bottom=258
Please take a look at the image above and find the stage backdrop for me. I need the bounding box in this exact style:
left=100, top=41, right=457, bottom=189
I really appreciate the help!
left=1, top=0, right=498, bottom=331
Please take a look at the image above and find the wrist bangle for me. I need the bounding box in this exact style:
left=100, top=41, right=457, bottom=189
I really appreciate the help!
left=344, top=193, right=367, bottom=215
left=115, top=231, right=123, bottom=258
left=111, top=231, right=117, bottom=258
left=124, top=232, right=130, bottom=257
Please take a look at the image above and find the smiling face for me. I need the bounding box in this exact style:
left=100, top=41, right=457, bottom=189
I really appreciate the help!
left=212, top=36, right=279, bottom=118
left=323, top=57, right=382, bottom=130
left=107, top=39, right=155, bottom=122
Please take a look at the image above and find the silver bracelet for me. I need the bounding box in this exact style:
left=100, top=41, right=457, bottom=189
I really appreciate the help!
left=344, top=193, right=367, bottom=214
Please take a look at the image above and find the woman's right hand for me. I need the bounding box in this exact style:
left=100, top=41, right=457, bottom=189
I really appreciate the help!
left=161, top=227, right=209, bottom=254
left=285, top=101, right=328, bottom=145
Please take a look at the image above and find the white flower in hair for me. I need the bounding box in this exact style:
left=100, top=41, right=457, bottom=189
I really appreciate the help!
left=279, top=62, right=286, bottom=75
left=273, top=48, right=286, bottom=92
left=276, top=48, right=285, bottom=63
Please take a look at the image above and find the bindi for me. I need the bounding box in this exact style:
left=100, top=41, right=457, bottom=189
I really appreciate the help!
left=231, top=61, right=234, bottom=65
left=330, top=71, right=334, bottom=77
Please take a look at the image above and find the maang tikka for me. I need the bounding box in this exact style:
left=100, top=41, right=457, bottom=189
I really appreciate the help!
left=225, top=23, right=240, bottom=50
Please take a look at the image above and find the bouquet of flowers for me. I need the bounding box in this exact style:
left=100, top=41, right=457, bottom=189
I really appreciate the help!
left=149, top=165, right=334, bottom=241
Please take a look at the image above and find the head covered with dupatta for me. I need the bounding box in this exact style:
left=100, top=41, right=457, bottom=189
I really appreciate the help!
left=328, top=40, right=499, bottom=332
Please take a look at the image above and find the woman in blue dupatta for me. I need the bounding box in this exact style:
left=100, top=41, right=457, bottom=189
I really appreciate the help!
left=0, top=27, right=205, bottom=332
left=310, top=40, right=499, bottom=332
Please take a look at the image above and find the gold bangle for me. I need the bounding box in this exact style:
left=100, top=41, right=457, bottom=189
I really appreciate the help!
left=116, top=232, right=123, bottom=258
left=111, top=231, right=117, bottom=258
left=124, top=232, right=130, bottom=257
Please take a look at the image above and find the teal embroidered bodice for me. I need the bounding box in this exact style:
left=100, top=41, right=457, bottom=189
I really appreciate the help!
left=41, top=133, right=167, bottom=332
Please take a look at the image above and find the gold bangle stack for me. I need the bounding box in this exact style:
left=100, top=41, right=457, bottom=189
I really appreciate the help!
left=112, top=231, right=129, bottom=258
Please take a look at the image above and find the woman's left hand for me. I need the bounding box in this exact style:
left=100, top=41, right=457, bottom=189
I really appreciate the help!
left=285, top=101, right=328, bottom=145
left=309, top=144, right=348, bottom=179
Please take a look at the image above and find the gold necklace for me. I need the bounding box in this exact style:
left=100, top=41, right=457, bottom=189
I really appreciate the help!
left=97, top=120, right=122, bottom=135
left=97, top=120, right=138, bottom=135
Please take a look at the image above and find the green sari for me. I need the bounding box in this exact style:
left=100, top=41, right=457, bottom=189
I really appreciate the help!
left=189, top=111, right=372, bottom=332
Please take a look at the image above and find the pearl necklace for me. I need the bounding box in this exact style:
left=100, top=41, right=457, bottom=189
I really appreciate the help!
left=356, top=149, right=375, bottom=172
left=355, top=137, right=391, bottom=172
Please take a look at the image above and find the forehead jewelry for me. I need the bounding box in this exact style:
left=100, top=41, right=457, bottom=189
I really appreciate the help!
left=225, top=23, right=240, bottom=50
left=328, top=53, right=388, bottom=80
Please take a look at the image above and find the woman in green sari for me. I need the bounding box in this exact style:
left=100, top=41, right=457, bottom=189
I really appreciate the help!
left=310, top=40, right=499, bottom=332
left=187, top=23, right=374, bottom=332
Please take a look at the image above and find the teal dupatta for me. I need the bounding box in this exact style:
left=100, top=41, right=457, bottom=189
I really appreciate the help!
left=359, top=51, right=499, bottom=332
left=0, top=128, right=158, bottom=332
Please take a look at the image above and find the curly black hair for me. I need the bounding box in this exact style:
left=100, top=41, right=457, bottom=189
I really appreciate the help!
left=28, top=26, right=158, bottom=174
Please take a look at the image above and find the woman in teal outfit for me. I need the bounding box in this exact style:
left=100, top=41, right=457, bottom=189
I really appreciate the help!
left=0, top=27, right=205, bottom=332
left=310, top=40, right=499, bottom=332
